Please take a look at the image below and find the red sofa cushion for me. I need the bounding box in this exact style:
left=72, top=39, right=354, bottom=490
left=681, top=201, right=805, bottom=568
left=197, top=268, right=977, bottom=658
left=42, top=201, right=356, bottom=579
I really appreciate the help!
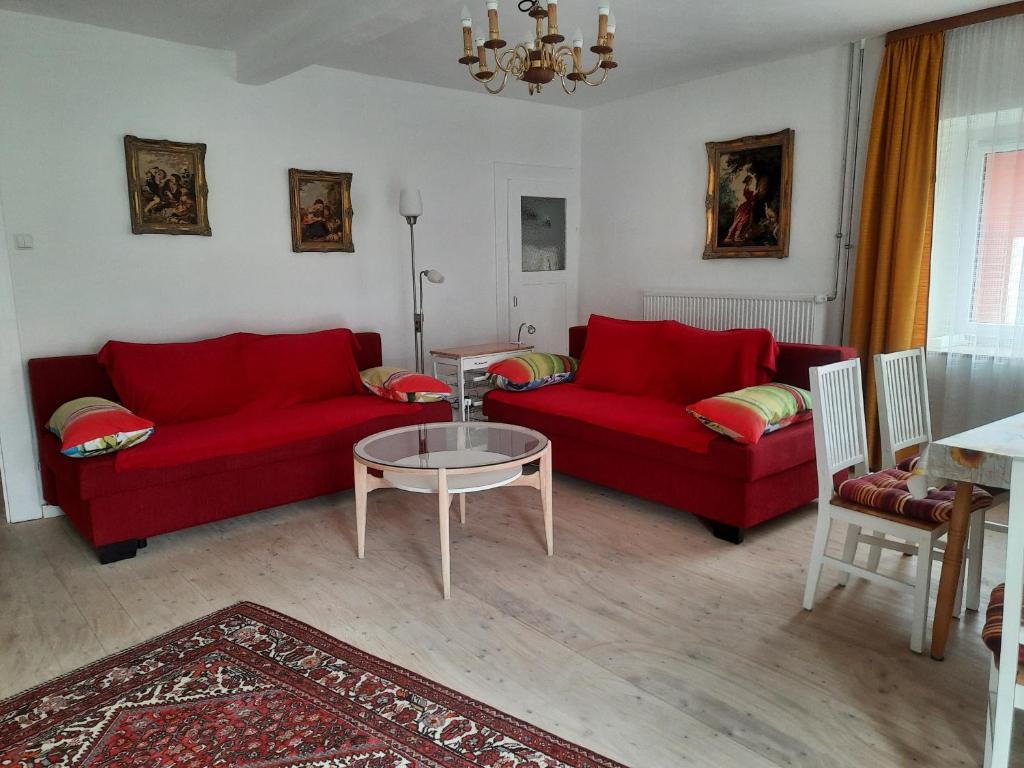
left=239, top=329, right=363, bottom=411
left=484, top=384, right=815, bottom=481
left=660, top=322, right=778, bottom=404
left=573, top=315, right=668, bottom=397
left=38, top=397, right=451, bottom=501
left=98, top=329, right=364, bottom=425
left=115, top=394, right=411, bottom=472
left=99, top=333, right=247, bottom=425
left=573, top=315, right=777, bottom=404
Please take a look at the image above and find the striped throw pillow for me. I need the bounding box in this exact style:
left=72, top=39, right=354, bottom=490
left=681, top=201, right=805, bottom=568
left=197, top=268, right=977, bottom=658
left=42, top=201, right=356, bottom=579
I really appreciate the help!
left=360, top=367, right=451, bottom=403
left=488, top=353, right=578, bottom=392
left=687, top=383, right=811, bottom=445
left=47, top=397, right=155, bottom=458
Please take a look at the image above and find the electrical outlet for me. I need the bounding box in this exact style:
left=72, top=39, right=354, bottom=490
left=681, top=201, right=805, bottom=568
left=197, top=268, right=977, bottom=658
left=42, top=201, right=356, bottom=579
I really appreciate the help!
left=14, top=234, right=33, bottom=250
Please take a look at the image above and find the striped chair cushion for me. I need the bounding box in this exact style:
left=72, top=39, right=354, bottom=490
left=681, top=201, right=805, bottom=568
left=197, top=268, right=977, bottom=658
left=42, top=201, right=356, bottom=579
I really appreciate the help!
left=897, top=455, right=921, bottom=472
left=835, top=468, right=992, bottom=524
left=982, top=583, right=1024, bottom=666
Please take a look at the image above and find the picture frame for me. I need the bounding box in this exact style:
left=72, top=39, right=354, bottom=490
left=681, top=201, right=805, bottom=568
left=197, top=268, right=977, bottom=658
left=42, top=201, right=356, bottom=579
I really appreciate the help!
left=288, top=168, right=354, bottom=253
left=124, top=135, right=211, bottom=236
left=703, top=129, right=793, bottom=259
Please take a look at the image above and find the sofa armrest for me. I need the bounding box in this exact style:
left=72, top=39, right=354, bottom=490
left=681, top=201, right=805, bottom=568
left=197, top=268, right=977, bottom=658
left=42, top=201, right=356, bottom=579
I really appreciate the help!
left=775, top=343, right=857, bottom=389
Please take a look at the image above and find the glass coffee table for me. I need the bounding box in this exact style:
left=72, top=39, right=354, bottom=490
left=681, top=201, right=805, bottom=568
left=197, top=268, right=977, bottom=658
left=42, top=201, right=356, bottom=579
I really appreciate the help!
left=352, top=422, right=552, bottom=599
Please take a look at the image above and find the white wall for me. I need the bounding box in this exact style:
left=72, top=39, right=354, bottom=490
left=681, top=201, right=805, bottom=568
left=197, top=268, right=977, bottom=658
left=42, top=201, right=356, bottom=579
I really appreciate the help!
left=579, top=44, right=864, bottom=343
left=0, top=10, right=580, bottom=521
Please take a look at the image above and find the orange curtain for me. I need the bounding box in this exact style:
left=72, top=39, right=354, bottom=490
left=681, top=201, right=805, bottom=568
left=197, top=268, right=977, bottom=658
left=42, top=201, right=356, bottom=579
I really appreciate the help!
left=849, top=32, right=943, bottom=464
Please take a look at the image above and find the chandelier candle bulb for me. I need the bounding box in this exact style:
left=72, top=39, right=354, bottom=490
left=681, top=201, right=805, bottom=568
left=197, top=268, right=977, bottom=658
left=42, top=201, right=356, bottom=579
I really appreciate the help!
left=543, top=0, right=564, bottom=44
left=460, top=6, right=475, bottom=61
left=485, top=0, right=505, bottom=48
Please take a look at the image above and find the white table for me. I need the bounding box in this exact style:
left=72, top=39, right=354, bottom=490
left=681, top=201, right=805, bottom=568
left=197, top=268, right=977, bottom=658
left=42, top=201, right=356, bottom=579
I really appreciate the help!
left=352, top=422, right=552, bottom=599
left=430, top=342, right=533, bottom=421
left=917, top=413, right=1024, bottom=767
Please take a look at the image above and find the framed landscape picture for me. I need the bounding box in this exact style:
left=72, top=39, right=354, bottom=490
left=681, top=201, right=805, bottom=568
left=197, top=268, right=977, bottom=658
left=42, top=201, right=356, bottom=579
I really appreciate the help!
left=124, top=135, right=211, bottom=236
left=703, top=128, right=793, bottom=259
left=288, top=169, right=354, bottom=253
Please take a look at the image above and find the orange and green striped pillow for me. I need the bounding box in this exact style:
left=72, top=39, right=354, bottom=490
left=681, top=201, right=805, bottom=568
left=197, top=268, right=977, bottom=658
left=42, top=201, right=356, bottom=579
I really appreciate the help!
left=687, top=383, right=811, bottom=445
left=47, top=397, right=155, bottom=457
left=489, top=353, right=578, bottom=392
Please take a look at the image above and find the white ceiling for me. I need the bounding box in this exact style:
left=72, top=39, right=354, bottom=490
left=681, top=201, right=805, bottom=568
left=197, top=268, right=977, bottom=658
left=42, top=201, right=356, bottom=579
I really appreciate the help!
left=0, top=0, right=1003, bottom=107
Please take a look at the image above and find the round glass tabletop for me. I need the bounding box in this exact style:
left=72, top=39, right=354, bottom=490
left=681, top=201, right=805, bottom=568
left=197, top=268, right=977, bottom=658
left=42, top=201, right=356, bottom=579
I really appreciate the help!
left=354, top=422, right=547, bottom=471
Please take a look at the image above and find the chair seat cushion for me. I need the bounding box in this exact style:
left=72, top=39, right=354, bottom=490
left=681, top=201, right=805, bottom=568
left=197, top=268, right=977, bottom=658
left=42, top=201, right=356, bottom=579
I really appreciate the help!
left=982, top=583, right=1024, bottom=667
left=835, top=468, right=992, bottom=523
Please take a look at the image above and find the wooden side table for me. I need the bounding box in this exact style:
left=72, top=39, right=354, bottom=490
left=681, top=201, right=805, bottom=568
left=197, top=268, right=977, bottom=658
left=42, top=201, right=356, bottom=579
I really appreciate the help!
left=430, top=342, right=533, bottom=421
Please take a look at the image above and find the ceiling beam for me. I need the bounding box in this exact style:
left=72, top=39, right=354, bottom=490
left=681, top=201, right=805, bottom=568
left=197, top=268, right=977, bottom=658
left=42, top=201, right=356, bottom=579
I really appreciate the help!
left=235, top=0, right=461, bottom=85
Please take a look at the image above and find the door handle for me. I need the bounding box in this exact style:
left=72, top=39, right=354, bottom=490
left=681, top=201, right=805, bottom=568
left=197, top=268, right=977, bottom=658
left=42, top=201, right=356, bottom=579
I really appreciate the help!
left=513, top=296, right=518, bottom=308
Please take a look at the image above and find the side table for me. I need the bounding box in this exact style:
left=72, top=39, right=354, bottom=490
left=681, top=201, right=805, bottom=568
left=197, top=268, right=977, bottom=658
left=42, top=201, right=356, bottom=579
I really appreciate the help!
left=430, top=342, right=533, bottom=421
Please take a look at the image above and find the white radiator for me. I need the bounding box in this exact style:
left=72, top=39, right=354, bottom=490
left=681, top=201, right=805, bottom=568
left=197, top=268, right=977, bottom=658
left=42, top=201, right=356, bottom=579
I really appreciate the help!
left=642, top=290, right=826, bottom=344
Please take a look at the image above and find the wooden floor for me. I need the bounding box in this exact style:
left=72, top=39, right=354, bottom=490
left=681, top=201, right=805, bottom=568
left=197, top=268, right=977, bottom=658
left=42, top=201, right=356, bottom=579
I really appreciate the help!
left=0, top=476, right=1017, bottom=766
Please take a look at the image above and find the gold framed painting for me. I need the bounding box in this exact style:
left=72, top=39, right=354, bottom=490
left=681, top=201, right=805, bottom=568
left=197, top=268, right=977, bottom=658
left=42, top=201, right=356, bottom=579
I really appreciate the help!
left=288, top=169, right=354, bottom=253
left=124, top=135, right=211, bottom=236
left=704, top=129, right=793, bottom=259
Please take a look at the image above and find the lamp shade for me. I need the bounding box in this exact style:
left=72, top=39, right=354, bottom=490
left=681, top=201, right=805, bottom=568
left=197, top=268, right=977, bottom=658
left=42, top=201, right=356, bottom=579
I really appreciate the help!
left=399, top=189, right=423, bottom=218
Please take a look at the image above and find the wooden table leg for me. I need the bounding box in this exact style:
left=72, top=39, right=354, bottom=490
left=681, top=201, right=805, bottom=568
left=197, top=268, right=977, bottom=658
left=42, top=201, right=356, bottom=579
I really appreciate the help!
left=541, top=447, right=553, bottom=556
left=354, top=458, right=368, bottom=559
left=930, top=481, right=973, bottom=659
left=438, top=468, right=451, bottom=599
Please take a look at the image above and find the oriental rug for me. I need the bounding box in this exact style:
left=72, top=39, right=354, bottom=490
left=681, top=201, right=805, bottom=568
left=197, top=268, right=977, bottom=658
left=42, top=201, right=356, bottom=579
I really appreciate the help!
left=0, top=602, right=625, bottom=767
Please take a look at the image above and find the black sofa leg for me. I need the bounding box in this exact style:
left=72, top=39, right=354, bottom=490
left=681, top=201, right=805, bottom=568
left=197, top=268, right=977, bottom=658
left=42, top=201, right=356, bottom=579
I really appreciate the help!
left=709, top=522, right=744, bottom=545
left=96, top=538, right=146, bottom=564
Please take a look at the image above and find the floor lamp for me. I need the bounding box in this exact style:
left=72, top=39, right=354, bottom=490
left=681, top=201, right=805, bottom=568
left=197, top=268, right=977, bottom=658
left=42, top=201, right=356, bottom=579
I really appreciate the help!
left=400, top=189, right=444, bottom=373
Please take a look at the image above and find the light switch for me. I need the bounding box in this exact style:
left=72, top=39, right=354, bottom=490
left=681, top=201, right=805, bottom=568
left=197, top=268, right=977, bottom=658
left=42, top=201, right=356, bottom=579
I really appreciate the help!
left=14, top=234, right=33, bottom=250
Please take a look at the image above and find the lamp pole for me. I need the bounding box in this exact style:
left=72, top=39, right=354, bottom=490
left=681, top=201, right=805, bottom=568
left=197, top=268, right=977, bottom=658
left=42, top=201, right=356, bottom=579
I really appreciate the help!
left=406, top=214, right=422, bottom=372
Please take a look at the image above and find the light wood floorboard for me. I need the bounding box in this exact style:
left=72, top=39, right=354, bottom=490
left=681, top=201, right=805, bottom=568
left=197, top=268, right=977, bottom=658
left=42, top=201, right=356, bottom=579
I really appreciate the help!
left=0, top=476, right=1017, bottom=766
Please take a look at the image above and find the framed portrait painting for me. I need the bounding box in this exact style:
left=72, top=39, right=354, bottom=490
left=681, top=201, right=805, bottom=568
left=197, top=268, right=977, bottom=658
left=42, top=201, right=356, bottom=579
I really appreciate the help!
left=288, top=169, right=354, bottom=253
left=124, top=135, right=211, bottom=236
left=703, top=129, right=793, bottom=259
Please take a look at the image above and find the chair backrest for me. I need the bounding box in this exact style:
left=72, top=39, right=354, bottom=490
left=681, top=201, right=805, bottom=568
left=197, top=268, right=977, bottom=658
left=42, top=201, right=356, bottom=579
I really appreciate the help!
left=809, top=358, right=871, bottom=495
left=874, top=347, right=932, bottom=469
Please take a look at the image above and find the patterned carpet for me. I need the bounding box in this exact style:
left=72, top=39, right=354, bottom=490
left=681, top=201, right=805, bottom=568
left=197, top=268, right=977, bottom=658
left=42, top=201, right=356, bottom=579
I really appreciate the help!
left=0, top=602, right=625, bottom=767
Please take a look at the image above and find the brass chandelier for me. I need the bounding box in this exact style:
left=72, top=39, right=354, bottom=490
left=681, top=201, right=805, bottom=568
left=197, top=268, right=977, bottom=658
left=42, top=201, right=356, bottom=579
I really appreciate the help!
left=458, top=1, right=617, bottom=95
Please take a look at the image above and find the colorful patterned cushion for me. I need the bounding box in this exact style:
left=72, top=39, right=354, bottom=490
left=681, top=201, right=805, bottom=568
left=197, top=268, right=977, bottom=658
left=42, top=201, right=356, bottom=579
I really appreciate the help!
left=360, top=367, right=451, bottom=403
left=686, top=383, right=811, bottom=445
left=46, top=397, right=154, bottom=458
left=488, top=353, right=578, bottom=392
left=982, top=583, right=1024, bottom=666
left=834, top=468, right=992, bottom=523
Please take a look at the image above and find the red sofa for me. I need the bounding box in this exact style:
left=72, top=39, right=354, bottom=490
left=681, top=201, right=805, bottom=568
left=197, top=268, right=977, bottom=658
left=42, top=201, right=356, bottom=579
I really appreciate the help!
left=27, top=329, right=451, bottom=563
left=484, top=319, right=855, bottom=543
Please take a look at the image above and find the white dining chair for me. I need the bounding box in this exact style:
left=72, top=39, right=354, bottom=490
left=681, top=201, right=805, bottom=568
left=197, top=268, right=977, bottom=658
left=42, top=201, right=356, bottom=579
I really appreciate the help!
left=804, top=358, right=991, bottom=653
left=983, top=451, right=1024, bottom=767
left=874, top=347, right=987, bottom=613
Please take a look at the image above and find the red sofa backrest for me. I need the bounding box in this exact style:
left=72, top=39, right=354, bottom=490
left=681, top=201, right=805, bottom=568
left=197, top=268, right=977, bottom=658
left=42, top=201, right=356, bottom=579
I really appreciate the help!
left=27, top=330, right=384, bottom=441
left=568, top=325, right=855, bottom=391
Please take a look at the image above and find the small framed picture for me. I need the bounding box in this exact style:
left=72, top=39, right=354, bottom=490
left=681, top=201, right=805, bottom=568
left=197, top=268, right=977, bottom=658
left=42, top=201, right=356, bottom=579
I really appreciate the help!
left=704, top=129, right=793, bottom=259
left=124, top=135, right=211, bottom=236
left=288, top=169, right=354, bottom=253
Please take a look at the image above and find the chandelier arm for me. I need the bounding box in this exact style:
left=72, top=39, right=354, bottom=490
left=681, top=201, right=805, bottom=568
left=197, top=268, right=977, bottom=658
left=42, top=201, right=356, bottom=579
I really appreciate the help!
left=581, top=68, right=610, bottom=87
left=481, top=69, right=511, bottom=95
left=558, top=74, right=578, bottom=96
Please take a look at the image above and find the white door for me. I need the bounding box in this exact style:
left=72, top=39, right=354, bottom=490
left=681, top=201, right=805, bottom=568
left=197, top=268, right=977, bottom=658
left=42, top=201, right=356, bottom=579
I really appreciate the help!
left=505, top=177, right=579, bottom=355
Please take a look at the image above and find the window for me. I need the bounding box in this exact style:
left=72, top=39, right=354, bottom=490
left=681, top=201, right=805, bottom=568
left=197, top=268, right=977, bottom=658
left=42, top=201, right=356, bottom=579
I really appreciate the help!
left=970, top=149, right=1024, bottom=326
left=928, top=108, right=1024, bottom=354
